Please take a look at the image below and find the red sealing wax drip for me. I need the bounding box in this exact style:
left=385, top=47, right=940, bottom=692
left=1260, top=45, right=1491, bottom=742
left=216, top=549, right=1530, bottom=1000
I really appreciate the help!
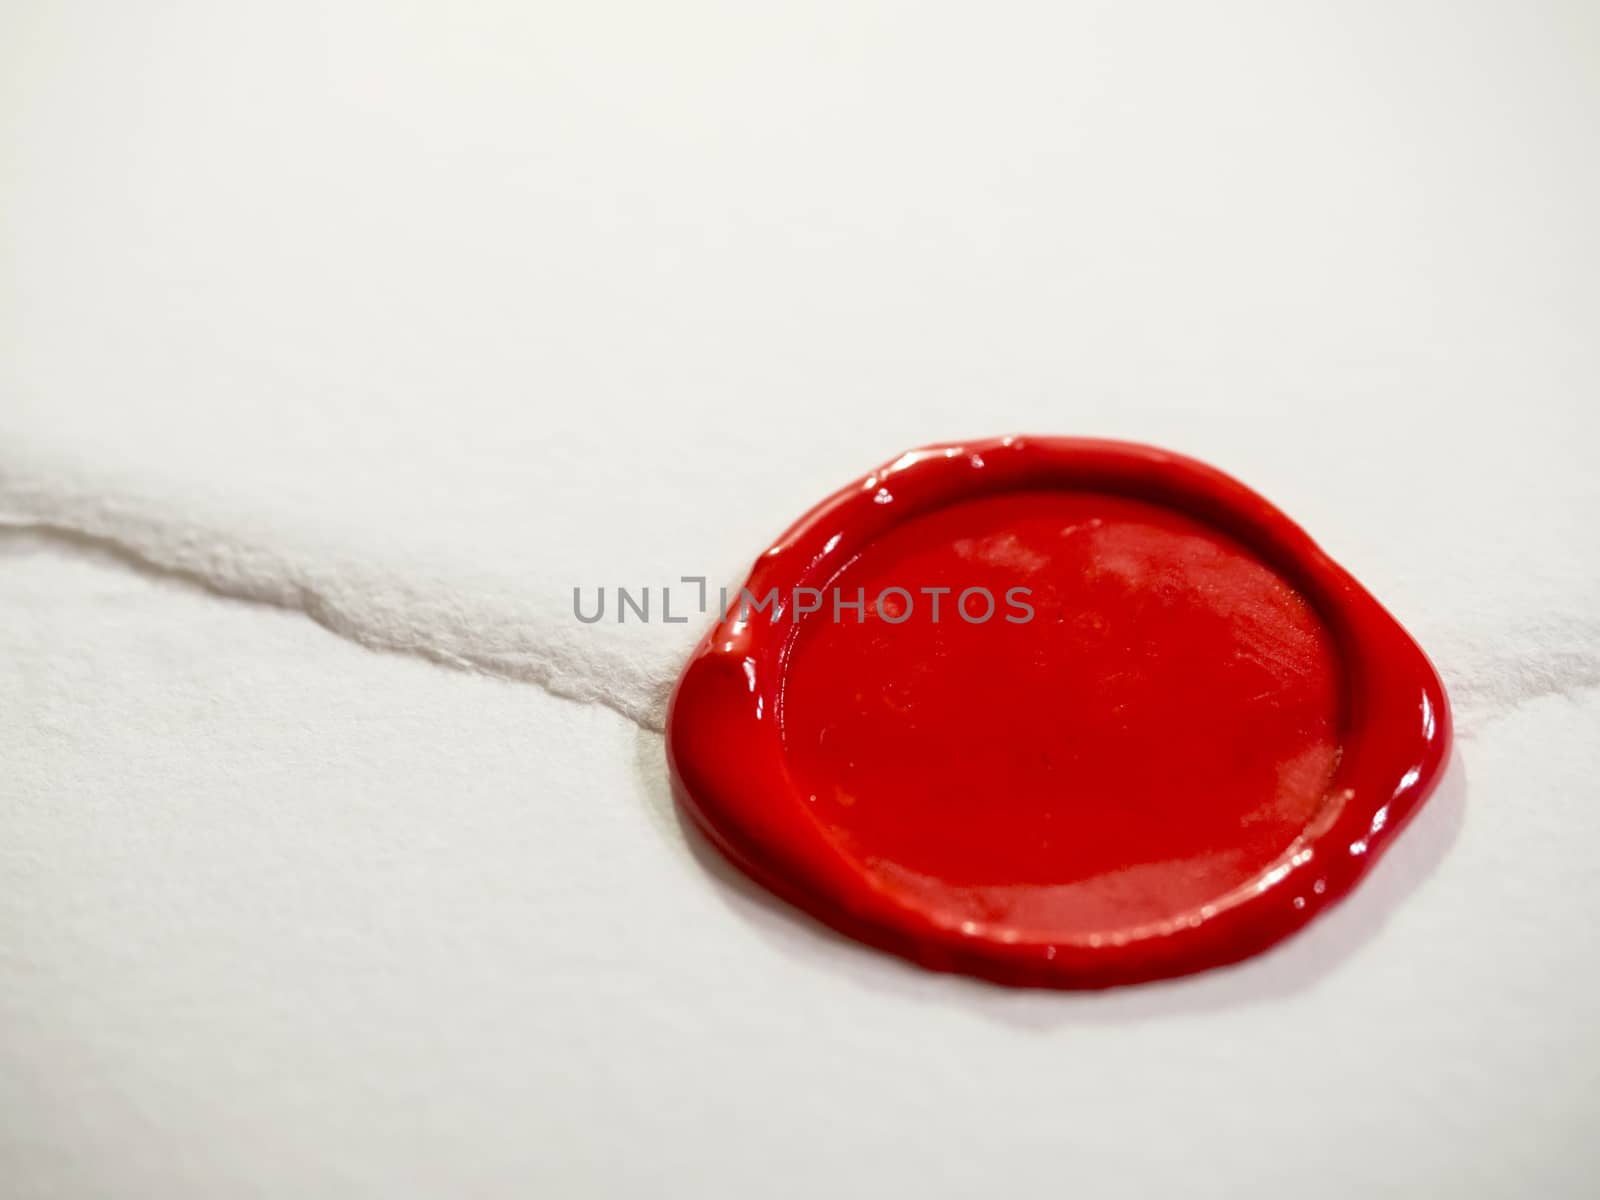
left=666, top=437, right=1451, bottom=988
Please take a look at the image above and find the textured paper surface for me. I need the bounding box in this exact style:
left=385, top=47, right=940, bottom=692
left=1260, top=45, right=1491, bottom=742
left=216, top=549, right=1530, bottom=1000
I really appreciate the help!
left=3, top=3, right=1598, bottom=1195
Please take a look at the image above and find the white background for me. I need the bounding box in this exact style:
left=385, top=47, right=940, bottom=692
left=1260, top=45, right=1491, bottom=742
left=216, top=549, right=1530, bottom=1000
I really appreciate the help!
left=3, top=3, right=1597, bottom=1196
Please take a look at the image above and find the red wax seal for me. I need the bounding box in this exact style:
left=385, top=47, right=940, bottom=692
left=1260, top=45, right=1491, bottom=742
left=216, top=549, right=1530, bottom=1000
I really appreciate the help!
left=666, top=438, right=1450, bottom=988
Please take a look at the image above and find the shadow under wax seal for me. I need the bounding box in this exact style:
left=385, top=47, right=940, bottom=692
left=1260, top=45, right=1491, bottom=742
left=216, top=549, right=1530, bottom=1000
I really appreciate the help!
left=666, top=437, right=1451, bottom=988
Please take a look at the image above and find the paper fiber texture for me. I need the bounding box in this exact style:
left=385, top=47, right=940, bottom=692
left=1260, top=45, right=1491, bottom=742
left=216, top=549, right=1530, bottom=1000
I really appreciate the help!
left=3, top=3, right=1597, bottom=1196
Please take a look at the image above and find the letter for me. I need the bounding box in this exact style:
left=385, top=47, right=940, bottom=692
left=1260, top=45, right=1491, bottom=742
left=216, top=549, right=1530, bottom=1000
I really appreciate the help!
left=738, top=587, right=780, bottom=621
left=662, top=587, right=688, bottom=623
left=792, top=587, right=823, bottom=620
left=833, top=587, right=866, bottom=623
left=958, top=587, right=996, bottom=623
left=618, top=586, right=650, bottom=623
left=876, top=587, right=912, bottom=624
left=920, top=586, right=951, bottom=622
left=1005, top=586, right=1035, bottom=624
left=573, top=587, right=605, bottom=624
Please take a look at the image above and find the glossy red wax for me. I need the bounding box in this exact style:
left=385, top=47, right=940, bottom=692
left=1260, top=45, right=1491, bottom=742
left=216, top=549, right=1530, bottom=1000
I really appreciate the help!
left=666, top=437, right=1451, bottom=988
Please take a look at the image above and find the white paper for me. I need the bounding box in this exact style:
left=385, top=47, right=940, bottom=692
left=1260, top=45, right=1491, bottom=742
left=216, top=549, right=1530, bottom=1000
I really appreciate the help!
left=3, top=3, right=1597, bottom=1195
